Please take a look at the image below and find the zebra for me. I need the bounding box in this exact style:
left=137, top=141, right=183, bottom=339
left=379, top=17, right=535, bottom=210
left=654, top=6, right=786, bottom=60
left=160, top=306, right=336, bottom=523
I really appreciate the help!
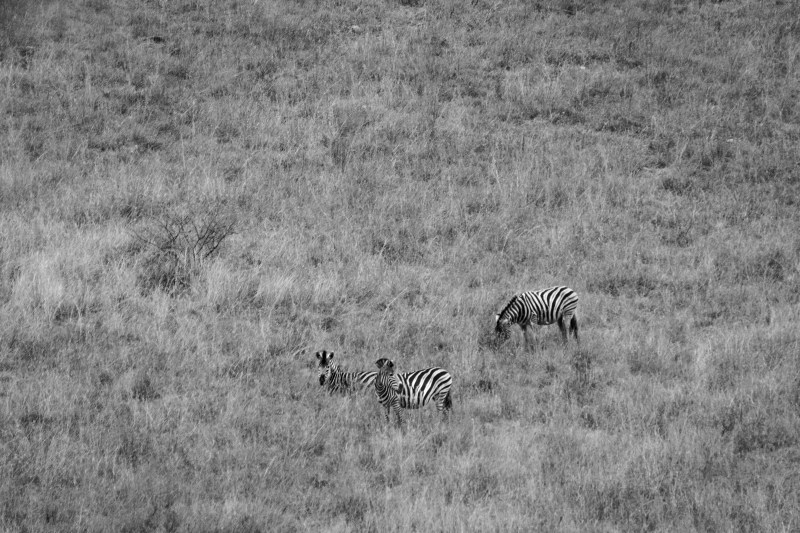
left=374, top=358, right=452, bottom=427
left=316, top=351, right=376, bottom=394
left=495, top=286, right=579, bottom=349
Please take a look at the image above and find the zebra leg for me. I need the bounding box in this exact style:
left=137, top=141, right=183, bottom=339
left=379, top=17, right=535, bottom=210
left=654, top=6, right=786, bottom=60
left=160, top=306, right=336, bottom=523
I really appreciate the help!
left=557, top=316, right=568, bottom=344
left=392, top=397, right=403, bottom=428
left=570, top=315, right=580, bottom=343
left=437, top=391, right=452, bottom=422
left=522, top=325, right=535, bottom=351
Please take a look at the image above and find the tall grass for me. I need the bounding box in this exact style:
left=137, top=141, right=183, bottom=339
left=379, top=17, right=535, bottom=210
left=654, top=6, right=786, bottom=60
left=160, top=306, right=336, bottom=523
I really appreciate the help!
left=1, top=0, right=799, bottom=530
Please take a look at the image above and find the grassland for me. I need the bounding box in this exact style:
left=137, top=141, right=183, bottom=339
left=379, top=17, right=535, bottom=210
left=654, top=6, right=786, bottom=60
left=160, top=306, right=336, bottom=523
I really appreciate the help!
left=1, top=0, right=799, bottom=530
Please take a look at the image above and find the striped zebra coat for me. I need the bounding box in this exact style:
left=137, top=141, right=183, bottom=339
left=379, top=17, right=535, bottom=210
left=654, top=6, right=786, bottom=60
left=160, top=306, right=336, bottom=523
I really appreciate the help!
left=316, top=351, right=376, bottom=394
left=374, top=358, right=452, bottom=427
left=495, top=286, right=579, bottom=349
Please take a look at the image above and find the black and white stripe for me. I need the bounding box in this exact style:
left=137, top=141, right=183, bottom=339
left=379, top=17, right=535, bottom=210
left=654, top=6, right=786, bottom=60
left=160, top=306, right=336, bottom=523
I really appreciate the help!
left=316, top=351, right=376, bottom=394
left=495, top=286, right=579, bottom=348
left=374, top=358, right=452, bottom=427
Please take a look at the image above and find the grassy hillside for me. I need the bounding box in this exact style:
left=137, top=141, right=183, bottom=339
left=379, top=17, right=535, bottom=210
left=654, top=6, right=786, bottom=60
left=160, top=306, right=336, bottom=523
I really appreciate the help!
left=1, top=0, right=799, bottom=530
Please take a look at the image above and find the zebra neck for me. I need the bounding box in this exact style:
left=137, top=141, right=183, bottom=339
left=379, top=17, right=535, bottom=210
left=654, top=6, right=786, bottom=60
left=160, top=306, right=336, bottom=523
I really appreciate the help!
left=499, top=310, right=518, bottom=324
left=382, top=375, right=400, bottom=391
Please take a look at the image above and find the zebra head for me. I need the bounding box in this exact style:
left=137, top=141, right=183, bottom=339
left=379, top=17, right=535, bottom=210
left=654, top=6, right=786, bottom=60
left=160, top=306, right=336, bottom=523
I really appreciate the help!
left=375, top=358, right=395, bottom=374
left=316, top=350, right=335, bottom=386
left=495, top=313, right=511, bottom=340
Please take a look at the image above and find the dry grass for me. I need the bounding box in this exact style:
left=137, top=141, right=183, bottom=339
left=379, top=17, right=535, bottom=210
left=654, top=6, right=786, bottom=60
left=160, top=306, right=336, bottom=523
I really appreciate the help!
left=2, top=0, right=800, bottom=530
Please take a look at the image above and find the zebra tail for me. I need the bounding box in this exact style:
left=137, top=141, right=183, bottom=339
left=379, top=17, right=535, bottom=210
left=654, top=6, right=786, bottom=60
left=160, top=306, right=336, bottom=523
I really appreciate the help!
left=443, top=390, right=452, bottom=411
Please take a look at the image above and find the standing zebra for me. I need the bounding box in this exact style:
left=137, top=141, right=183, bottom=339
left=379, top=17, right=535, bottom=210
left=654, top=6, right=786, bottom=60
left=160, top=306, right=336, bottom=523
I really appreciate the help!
left=495, top=286, right=579, bottom=349
left=374, top=358, right=452, bottom=427
left=316, top=351, right=376, bottom=394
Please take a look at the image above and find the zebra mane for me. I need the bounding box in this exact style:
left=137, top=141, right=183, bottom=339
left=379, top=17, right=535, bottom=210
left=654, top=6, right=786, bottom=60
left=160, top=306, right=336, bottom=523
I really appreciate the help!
left=497, top=294, right=520, bottom=321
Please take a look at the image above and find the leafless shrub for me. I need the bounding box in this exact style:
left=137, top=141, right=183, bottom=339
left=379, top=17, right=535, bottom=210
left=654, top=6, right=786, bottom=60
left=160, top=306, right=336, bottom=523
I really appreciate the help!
left=133, top=210, right=236, bottom=295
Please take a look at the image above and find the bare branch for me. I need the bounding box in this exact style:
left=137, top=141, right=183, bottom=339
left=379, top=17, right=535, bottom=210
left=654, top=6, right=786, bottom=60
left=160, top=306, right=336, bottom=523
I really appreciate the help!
left=135, top=209, right=237, bottom=295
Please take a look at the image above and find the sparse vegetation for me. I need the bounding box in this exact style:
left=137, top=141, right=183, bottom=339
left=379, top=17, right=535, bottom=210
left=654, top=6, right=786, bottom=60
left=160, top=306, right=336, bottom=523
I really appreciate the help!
left=133, top=208, right=237, bottom=294
left=1, top=0, right=799, bottom=530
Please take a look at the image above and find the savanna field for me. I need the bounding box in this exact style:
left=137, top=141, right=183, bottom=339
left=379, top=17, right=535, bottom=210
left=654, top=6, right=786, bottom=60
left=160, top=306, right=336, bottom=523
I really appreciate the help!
left=1, top=0, right=800, bottom=530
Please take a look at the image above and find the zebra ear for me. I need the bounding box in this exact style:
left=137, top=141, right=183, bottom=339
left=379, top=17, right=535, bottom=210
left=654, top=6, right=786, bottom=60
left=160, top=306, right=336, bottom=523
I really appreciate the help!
left=375, top=358, right=384, bottom=369
left=494, top=314, right=500, bottom=324
left=329, top=352, right=334, bottom=360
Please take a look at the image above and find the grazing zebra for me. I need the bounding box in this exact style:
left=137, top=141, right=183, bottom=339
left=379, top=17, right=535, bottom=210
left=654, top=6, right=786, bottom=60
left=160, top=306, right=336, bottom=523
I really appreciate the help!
left=316, top=351, right=376, bottom=394
left=495, top=286, right=579, bottom=349
left=374, top=358, right=452, bottom=427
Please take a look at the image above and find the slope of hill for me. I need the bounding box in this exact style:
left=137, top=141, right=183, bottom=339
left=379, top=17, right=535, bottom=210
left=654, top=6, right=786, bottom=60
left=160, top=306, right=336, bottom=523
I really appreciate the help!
left=1, top=0, right=799, bottom=530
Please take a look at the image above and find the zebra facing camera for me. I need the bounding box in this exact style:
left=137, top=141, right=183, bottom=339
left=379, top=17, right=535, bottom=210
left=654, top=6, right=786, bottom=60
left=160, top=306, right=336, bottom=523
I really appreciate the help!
left=375, top=358, right=394, bottom=371
left=316, top=350, right=334, bottom=364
